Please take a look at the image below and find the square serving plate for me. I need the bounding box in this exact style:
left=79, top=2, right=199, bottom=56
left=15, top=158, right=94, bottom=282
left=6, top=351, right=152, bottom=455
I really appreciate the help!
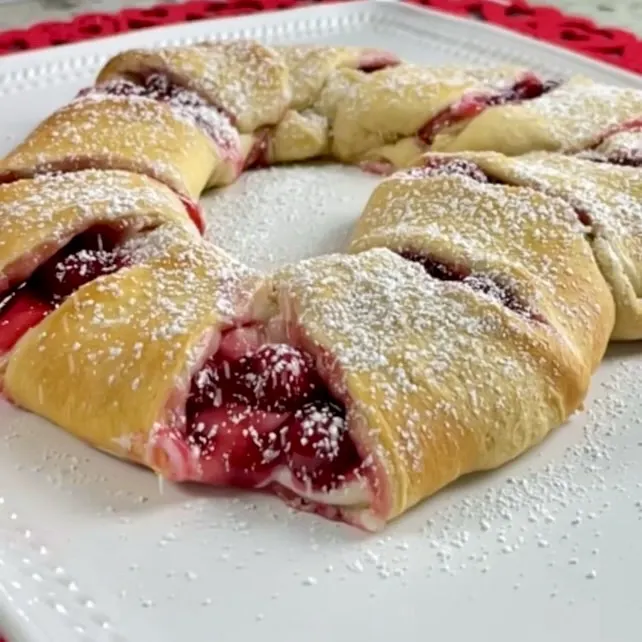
left=1, top=2, right=642, bottom=641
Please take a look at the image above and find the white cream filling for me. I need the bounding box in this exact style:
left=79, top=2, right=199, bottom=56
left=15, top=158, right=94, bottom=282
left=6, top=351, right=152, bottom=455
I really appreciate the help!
left=266, top=466, right=370, bottom=507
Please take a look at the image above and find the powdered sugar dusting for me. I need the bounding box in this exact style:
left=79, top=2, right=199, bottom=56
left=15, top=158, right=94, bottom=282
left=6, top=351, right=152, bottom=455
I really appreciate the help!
left=152, top=41, right=291, bottom=133
left=202, top=164, right=380, bottom=271
left=581, top=129, right=642, bottom=167
left=88, top=75, right=240, bottom=162
left=470, top=152, right=642, bottom=271
left=0, top=170, right=185, bottom=251
left=350, top=159, right=610, bottom=362
left=275, top=249, right=578, bottom=512
left=523, top=81, right=642, bottom=150
left=450, top=80, right=642, bottom=155
left=331, top=64, right=527, bottom=160
left=1, top=94, right=213, bottom=197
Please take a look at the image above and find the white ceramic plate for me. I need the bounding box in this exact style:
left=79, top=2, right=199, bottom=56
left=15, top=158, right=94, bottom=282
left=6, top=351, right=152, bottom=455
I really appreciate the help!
left=1, top=2, right=642, bottom=641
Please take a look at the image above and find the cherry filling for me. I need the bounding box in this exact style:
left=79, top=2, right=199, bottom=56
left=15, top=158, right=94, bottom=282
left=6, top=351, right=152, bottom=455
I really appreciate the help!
left=593, top=151, right=642, bottom=168
left=0, top=227, right=131, bottom=354
left=399, top=251, right=544, bottom=322
left=356, top=54, right=401, bottom=74
left=418, top=74, right=560, bottom=145
left=177, top=194, right=206, bottom=235
left=179, top=339, right=364, bottom=495
left=398, top=158, right=550, bottom=321
left=243, top=129, right=270, bottom=171
left=583, top=118, right=642, bottom=168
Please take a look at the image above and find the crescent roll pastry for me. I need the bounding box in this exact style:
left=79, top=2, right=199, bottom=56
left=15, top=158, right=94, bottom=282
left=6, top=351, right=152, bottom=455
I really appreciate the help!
left=578, top=120, right=642, bottom=167
left=0, top=94, right=222, bottom=205
left=94, top=42, right=400, bottom=172
left=259, top=249, right=591, bottom=528
left=349, top=158, right=614, bottom=371
left=438, top=78, right=642, bottom=156
left=1, top=39, right=640, bottom=532
left=275, top=45, right=400, bottom=112
left=0, top=41, right=398, bottom=233
left=406, top=151, right=641, bottom=339
left=0, top=170, right=197, bottom=363
left=330, top=64, right=537, bottom=169
left=94, top=40, right=288, bottom=185
left=262, top=45, right=400, bottom=165
left=97, top=41, right=292, bottom=134
left=4, top=225, right=263, bottom=467
left=330, top=71, right=642, bottom=170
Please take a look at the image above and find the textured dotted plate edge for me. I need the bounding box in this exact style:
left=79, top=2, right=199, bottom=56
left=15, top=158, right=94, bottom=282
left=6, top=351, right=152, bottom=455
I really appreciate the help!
left=0, top=1, right=640, bottom=95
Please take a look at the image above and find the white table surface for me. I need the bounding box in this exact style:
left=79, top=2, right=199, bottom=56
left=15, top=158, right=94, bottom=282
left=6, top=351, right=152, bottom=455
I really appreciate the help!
left=0, top=0, right=640, bottom=34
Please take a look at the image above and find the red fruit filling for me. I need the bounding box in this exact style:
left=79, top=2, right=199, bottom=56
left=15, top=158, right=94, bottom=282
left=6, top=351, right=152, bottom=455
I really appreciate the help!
left=167, top=338, right=367, bottom=497
left=0, top=288, right=51, bottom=355
left=595, top=151, right=642, bottom=168
left=356, top=52, right=401, bottom=74
left=585, top=118, right=642, bottom=168
left=243, top=129, right=270, bottom=171
left=418, top=74, right=560, bottom=145
left=177, top=194, right=206, bottom=234
left=399, top=252, right=545, bottom=322
left=0, top=226, right=132, bottom=355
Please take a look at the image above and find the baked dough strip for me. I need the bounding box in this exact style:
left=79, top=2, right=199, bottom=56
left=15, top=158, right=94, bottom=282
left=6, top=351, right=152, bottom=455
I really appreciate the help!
left=0, top=42, right=401, bottom=233
left=0, top=41, right=639, bottom=531
left=401, top=152, right=642, bottom=340
left=265, top=248, right=598, bottom=527
left=2, top=42, right=640, bottom=221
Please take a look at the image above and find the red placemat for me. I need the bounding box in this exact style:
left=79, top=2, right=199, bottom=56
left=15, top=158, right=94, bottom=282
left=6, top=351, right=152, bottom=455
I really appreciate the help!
left=0, top=0, right=639, bottom=640
left=0, top=0, right=639, bottom=73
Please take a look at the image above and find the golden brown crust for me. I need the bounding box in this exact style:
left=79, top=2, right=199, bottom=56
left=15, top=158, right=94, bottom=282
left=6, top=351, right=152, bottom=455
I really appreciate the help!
left=0, top=170, right=196, bottom=289
left=438, top=78, right=642, bottom=155
left=349, top=159, right=615, bottom=371
left=330, top=65, right=527, bottom=164
left=97, top=41, right=292, bottom=134
left=411, top=151, right=640, bottom=340
left=1, top=40, right=640, bottom=529
left=274, top=249, right=588, bottom=523
left=265, top=46, right=400, bottom=165
left=0, top=95, right=218, bottom=200
left=275, top=45, right=397, bottom=111
left=4, top=225, right=263, bottom=466
left=94, top=42, right=401, bottom=172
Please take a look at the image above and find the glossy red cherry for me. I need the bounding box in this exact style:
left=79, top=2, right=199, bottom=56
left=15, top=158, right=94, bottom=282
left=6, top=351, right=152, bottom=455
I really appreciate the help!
left=229, top=344, right=320, bottom=412
left=284, top=399, right=360, bottom=489
left=189, top=405, right=289, bottom=487
left=36, top=246, right=129, bottom=303
left=0, top=287, right=53, bottom=352
left=188, top=344, right=320, bottom=416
